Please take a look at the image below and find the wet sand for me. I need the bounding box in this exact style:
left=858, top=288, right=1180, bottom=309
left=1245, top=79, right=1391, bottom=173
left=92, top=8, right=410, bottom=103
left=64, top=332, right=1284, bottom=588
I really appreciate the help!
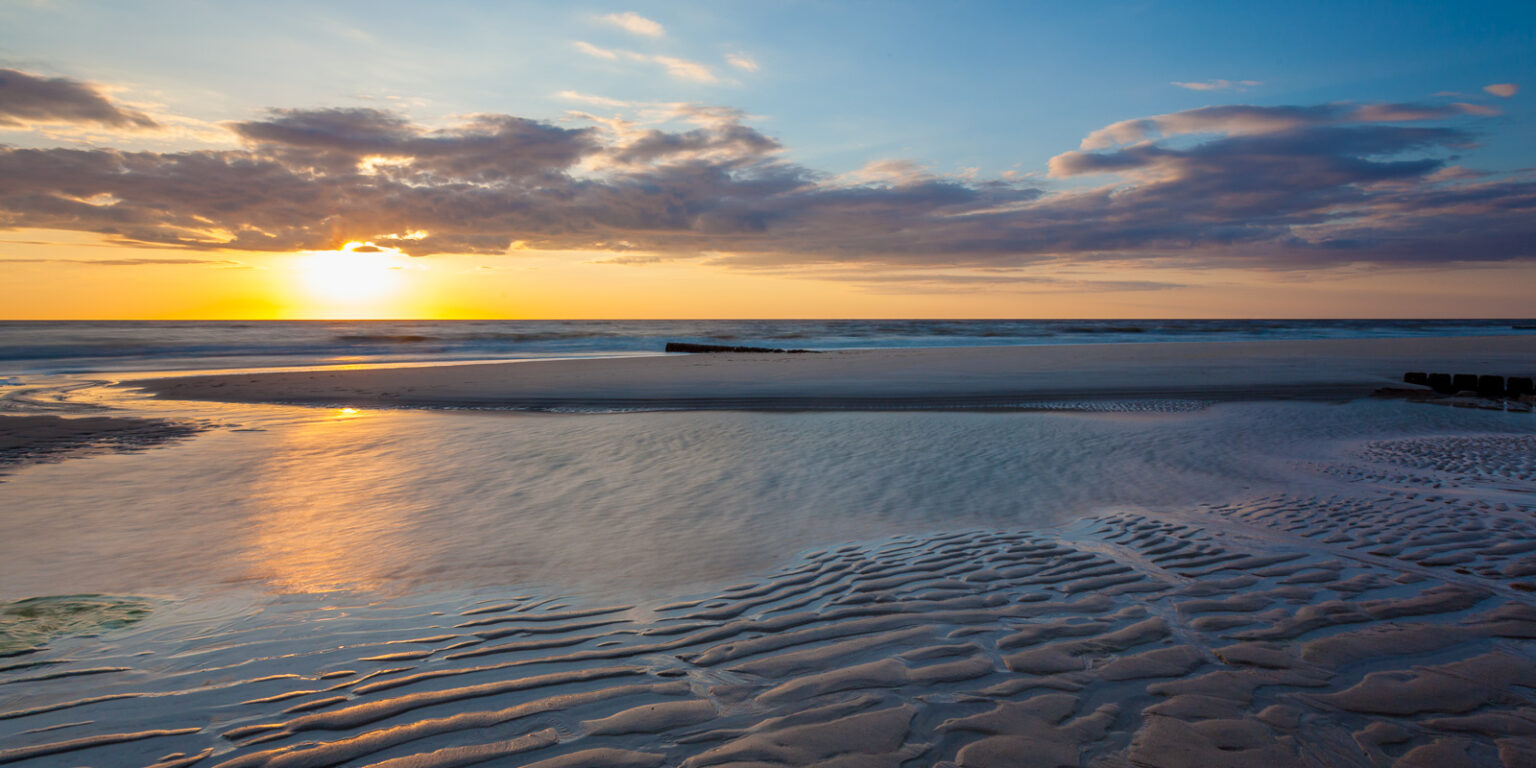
left=0, top=414, right=204, bottom=479
left=136, top=335, right=1536, bottom=410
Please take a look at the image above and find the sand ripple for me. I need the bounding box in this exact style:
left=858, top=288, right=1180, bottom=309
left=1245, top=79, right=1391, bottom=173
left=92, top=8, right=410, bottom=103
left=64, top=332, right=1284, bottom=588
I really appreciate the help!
left=6, top=483, right=1536, bottom=767
left=1359, top=435, right=1536, bottom=486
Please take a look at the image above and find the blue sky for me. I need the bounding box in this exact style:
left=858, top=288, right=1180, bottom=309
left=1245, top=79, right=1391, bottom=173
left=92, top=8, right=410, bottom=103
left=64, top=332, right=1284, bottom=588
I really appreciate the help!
left=1, top=0, right=1533, bottom=318
left=5, top=0, right=1529, bottom=172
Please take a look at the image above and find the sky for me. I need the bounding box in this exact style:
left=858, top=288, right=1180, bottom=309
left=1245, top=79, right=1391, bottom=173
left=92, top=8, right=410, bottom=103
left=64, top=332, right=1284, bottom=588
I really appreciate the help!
left=1, top=0, right=1533, bottom=319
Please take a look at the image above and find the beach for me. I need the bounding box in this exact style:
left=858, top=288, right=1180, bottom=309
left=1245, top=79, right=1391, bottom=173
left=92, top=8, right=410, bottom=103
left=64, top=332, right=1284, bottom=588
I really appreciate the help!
left=2, top=336, right=1535, bottom=767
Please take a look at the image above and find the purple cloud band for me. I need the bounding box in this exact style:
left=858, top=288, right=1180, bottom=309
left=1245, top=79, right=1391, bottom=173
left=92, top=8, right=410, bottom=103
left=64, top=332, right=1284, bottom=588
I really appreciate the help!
left=0, top=70, right=1531, bottom=270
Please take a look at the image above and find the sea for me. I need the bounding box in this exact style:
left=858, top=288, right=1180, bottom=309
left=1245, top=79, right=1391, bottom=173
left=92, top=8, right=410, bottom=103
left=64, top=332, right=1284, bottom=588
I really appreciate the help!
left=1, top=318, right=1531, bottom=376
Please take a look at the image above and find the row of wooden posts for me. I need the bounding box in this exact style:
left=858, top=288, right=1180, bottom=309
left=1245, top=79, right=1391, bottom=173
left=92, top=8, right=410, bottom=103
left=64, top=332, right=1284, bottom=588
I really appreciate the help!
left=1404, top=372, right=1535, bottom=398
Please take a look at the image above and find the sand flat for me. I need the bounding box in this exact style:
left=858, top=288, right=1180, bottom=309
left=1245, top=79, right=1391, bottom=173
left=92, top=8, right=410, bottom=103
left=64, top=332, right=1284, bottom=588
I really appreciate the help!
left=135, top=335, right=1536, bottom=410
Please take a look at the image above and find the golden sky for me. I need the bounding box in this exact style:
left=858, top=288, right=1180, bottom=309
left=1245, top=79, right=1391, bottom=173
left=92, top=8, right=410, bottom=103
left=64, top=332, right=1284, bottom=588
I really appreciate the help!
left=4, top=228, right=1534, bottom=319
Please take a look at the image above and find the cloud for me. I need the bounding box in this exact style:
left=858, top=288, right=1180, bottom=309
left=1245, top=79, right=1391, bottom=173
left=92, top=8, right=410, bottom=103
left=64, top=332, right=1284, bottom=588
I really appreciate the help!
left=227, top=107, right=596, bottom=180
left=1171, top=79, right=1262, bottom=92
left=645, top=54, right=717, bottom=84
left=1452, top=102, right=1502, bottom=117
left=1349, top=102, right=1490, bottom=121
left=589, top=253, right=677, bottom=265
left=556, top=90, right=633, bottom=108
left=573, top=41, right=620, bottom=60
left=726, top=53, right=760, bottom=73
left=672, top=103, right=755, bottom=129
left=599, top=11, right=665, bottom=37
left=1484, top=83, right=1519, bottom=98
left=608, top=122, right=780, bottom=166
left=789, top=271, right=1183, bottom=294
left=573, top=41, right=718, bottom=83
left=836, top=159, right=935, bottom=186
left=0, top=99, right=1531, bottom=274
left=0, top=257, right=243, bottom=266
left=1077, top=102, right=1489, bottom=150
left=0, top=68, right=158, bottom=129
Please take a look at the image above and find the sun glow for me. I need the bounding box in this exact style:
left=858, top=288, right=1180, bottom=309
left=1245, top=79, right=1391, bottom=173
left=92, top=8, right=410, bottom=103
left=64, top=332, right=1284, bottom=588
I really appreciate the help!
left=300, top=242, right=407, bottom=302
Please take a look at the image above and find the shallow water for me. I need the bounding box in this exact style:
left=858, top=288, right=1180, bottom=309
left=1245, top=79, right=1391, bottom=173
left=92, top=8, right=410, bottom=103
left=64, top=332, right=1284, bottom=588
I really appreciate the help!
left=2, top=382, right=1530, bottom=602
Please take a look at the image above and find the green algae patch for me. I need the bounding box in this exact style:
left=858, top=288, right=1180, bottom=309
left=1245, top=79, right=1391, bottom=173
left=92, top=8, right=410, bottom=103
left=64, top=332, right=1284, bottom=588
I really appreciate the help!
left=0, top=595, right=156, bottom=655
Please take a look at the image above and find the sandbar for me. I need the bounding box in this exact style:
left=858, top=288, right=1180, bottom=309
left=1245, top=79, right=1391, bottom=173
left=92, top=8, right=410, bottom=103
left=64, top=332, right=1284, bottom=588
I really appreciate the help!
left=136, top=335, right=1536, bottom=410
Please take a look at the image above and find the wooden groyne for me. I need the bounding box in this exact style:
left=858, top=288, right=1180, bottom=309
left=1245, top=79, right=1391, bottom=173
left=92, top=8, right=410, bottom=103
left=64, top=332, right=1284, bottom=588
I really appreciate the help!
left=1403, top=371, right=1534, bottom=398
left=664, top=342, right=816, bottom=354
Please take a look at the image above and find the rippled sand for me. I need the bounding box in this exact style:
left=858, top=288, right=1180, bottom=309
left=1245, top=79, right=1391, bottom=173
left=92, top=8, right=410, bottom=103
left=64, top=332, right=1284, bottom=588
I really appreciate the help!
left=3, top=414, right=1536, bottom=765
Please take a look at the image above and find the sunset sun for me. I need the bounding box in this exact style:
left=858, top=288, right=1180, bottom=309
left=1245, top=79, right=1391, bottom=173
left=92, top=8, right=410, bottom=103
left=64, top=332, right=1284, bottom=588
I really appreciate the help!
left=300, top=242, right=406, bottom=302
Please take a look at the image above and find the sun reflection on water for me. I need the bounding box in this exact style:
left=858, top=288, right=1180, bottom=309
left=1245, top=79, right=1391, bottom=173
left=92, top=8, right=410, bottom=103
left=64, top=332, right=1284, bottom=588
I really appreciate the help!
left=244, top=413, right=414, bottom=594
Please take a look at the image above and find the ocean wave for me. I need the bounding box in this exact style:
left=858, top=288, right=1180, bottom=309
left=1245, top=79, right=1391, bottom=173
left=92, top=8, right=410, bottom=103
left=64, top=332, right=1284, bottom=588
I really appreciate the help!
left=2, top=319, right=1530, bottom=375
left=333, top=334, right=438, bottom=343
left=331, top=331, right=622, bottom=344
left=1059, top=325, right=1147, bottom=334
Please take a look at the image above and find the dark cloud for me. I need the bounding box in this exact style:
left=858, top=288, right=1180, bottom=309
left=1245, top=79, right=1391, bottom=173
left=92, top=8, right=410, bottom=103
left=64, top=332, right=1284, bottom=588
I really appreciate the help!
left=0, top=100, right=1532, bottom=271
left=228, top=107, right=415, bottom=149
left=0, top=69, right=158, bottom=129
left=228, top=108, right=598, bottom=181
left=610, top=124, right=781, bottom=166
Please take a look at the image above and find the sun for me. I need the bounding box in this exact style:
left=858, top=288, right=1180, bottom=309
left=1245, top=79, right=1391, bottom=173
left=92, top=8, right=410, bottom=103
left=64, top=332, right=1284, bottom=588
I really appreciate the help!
left=300, top=242, right=405, bottom=302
